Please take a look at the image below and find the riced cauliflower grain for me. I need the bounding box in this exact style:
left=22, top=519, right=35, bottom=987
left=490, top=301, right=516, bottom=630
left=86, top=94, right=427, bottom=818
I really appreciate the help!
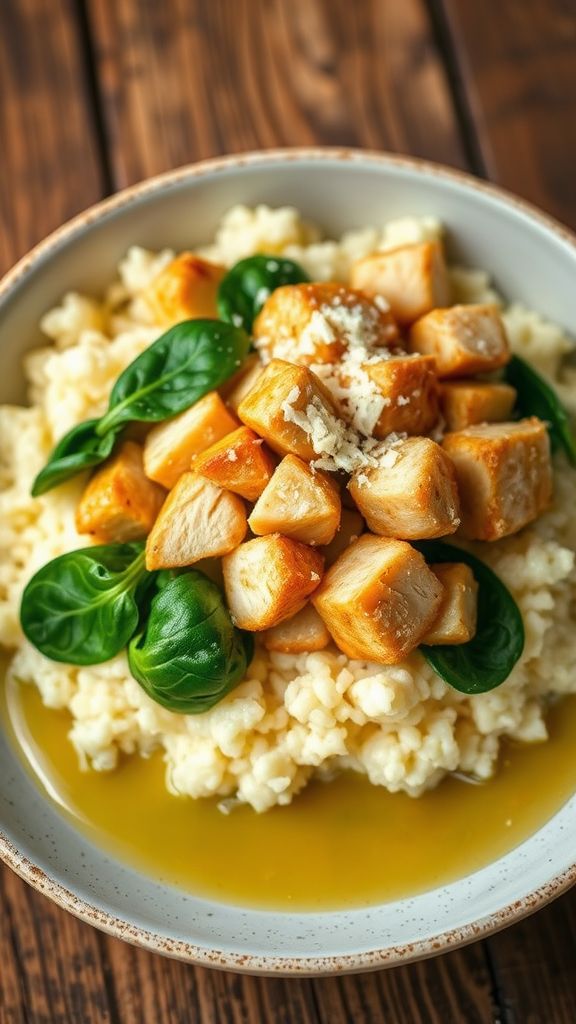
left=1, top=205, right=576, bottom=812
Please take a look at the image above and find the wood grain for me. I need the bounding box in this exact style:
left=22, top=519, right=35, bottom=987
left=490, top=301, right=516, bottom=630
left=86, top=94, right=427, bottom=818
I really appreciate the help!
left=85, top=0, right=467, bottom=188
left=436, top=0, right=576, bottom=226
left=0, top=0, right=104, bottom=275
left=1, top=0, right=576, bottom=1021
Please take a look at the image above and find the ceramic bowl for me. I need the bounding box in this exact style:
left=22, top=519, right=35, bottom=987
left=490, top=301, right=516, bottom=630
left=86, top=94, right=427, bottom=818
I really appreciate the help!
left=1, top=149, right=575, bottom=975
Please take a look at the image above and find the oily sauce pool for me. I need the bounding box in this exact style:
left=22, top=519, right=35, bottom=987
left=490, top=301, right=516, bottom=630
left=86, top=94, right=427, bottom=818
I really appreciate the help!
left=3, top=678, right=576, bottom=910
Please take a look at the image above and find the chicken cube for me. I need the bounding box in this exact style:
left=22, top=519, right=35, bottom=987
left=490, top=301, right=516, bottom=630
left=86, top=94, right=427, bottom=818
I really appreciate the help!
left=409, top=304, right=510, bottom=378
left=322, top=507, right=365, bottom=566
left=222, top=534, right=324, bottom=631
left=263, top=603, right=331, bottom=653
left=312, top=535, right=444, bottom=663
left=439, top=380, right=517, bottom=430
left=192, top=426, right=276, bottom=502
left=442, top=418, right=552, bottom=540
left=422, top=563, right=478, bottom=645
left=253, top=282, right=399, bottom=365
left=143, top=391, right=238, bottom=490
left=145, top=473, right=247, bottom=569
left=76, top=441, right=165, bottom=543
left=364, top=354, right=439, bottom=437
left=348, top=437, right=460, bottom=539
left=220, top=353, right=265, bottom=414
left=237, top=359, right=338, bottom=460
left=145, top=253, right=225, bottom=325
left=350, top=242, right=450, bottom=326
left=248, top=454, right=341, bottom=546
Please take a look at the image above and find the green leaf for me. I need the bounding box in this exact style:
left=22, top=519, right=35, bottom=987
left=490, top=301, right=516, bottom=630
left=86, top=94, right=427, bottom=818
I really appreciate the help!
left=128, top=571, right=253, bottom=714
left=20, top=542, right=150, bottom=665
left=32, top=319, right=250, bottom=495
left=415, top=540, right=525, bottom=695
left=31, top=420, right=119, bottom=497
left=505, top=353, right=576, bottom=465
left=217, top=255, right=309, bottom=332
left=98, top=319, right=250, bottom=434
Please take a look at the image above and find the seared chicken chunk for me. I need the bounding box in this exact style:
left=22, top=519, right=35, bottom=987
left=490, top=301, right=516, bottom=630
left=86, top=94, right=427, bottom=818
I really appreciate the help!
left=253, top=282, right=399, bottom=365
left=145, top=253, right=225, bottom=325
left=348, top=437, right=460, bottom=539
left=145, top=473, right=247, bottom=569
left=364, top=354, right=439, bottom=437
left=237, top=359, right=338, bottom=459
left=422, top=563, right=478, bottom=645
left=193, top=426, right=276, bottom=502
left=350, top=242, right=450, bottom=326
left=409, top=304, right=510, bottom=378
left=322, top=507, right=365, bottom=566
left=222, top=534, right=324, bottom=631
left=263, top=603, right=331, bottom=653
left=442, top=418, right=552, bottom=540
left=312, top=535, right=444, bottom=663
left=439, top=380, right=517, bottom=431
left=76, top=441, right=165, bottom=543
left=221, top=353, right=265, bottom=415
left=144, top=391, right=238, bottom=490
left=249, top=455, right=341, bottom=546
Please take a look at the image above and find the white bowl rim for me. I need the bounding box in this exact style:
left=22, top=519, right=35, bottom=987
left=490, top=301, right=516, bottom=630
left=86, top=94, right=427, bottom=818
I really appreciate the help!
left=1, top=146, right=575, bottom=976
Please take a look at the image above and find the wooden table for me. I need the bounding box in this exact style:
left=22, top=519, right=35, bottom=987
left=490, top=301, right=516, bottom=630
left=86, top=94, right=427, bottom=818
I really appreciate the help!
left=1, top=2, right=575, bottom=1020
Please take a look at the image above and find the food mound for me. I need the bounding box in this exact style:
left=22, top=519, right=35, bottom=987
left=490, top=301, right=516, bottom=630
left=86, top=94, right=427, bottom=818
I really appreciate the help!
left=1, top=207, right=575, bottom=813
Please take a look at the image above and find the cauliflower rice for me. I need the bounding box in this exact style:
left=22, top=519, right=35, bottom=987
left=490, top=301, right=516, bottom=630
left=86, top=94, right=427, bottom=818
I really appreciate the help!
left=1, top=206, right=576, bottom=813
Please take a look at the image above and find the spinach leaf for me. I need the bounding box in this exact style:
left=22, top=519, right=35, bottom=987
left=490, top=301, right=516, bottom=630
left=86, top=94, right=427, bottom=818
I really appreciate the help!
left=128, top=571, right=253, bottom=714
left=20, top=542, right=150, bottom=665
left=31, top=420, right=119, bottom=497
left=98, top=319, right=250, bottom=434
left=505, top=353, right=576, bottom=465
left=31, top=319, right=250, bottom=495
left=415, top=540, right=524, bottom=695
left=217, top=255, right=309, bottom=332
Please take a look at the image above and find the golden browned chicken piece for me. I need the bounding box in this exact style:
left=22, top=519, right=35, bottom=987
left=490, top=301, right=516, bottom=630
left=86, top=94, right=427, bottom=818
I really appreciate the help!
left=312, top=535, right=444, bottom=663
left=442, top=419, right=553, bottom=540
left=422, top=563, right=478, bottom=645
left=322, top=507, right=365, bottom=566
left=145, top=253, right=225, bottom=324
left=221, top=353, right=265, bottom=415
left=350, top=242, right=450, bottom=326
left=76, top=441, right=165, bottom=543
left=143, top=391, right=238, bottom=490
left=439, top=380, right=517, bottom=431
left=364, top=354, right=439, bottom=437
left=253, top=282, right=399, bottom=365
left=237, top=359, right=338, bottom=460
left=263, top=603, right=331, bottom=653
left=248, top=455, right=341, bottom=546
left=145, top=473, right=247, bottom=569
left=348, top=438, right=460, bottom=540
left=409, top=304, right=510, bottom=378
left=192, top=426, right=276, bottom=502
left=222, top=534, right=324, bottom=631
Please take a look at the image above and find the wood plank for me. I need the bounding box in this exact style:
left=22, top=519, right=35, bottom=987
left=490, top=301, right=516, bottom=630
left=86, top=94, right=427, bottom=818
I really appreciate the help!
left=0, top=0, right=104, bottom=275
left=86, top=0, right=467, bottom=188
left=486, top=889, right=576, bottom=1023
left=436, top=0, right=576, bottom=226
left=0, top=868, right=114, bottom=1023
left=0, top=2, right=111, bottom=1021
left=312, top=944, right=497, bottom=1023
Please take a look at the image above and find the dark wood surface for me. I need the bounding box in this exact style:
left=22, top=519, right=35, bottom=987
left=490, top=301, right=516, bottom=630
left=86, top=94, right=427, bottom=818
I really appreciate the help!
left=1, top=1, right=575, bottom=1021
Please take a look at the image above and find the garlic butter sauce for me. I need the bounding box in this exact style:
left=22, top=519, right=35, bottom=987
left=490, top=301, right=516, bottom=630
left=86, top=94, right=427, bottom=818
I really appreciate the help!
left=4, top=678, right=576, bottom=910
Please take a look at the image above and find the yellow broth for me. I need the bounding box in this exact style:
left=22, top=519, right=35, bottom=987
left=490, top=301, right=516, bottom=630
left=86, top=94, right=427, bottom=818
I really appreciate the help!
left=3, top=678, right=576, bottom=910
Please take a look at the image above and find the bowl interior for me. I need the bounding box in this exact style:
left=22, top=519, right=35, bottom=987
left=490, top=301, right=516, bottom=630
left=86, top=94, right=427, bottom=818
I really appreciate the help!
left=1, top=152, right=575, bottom=972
